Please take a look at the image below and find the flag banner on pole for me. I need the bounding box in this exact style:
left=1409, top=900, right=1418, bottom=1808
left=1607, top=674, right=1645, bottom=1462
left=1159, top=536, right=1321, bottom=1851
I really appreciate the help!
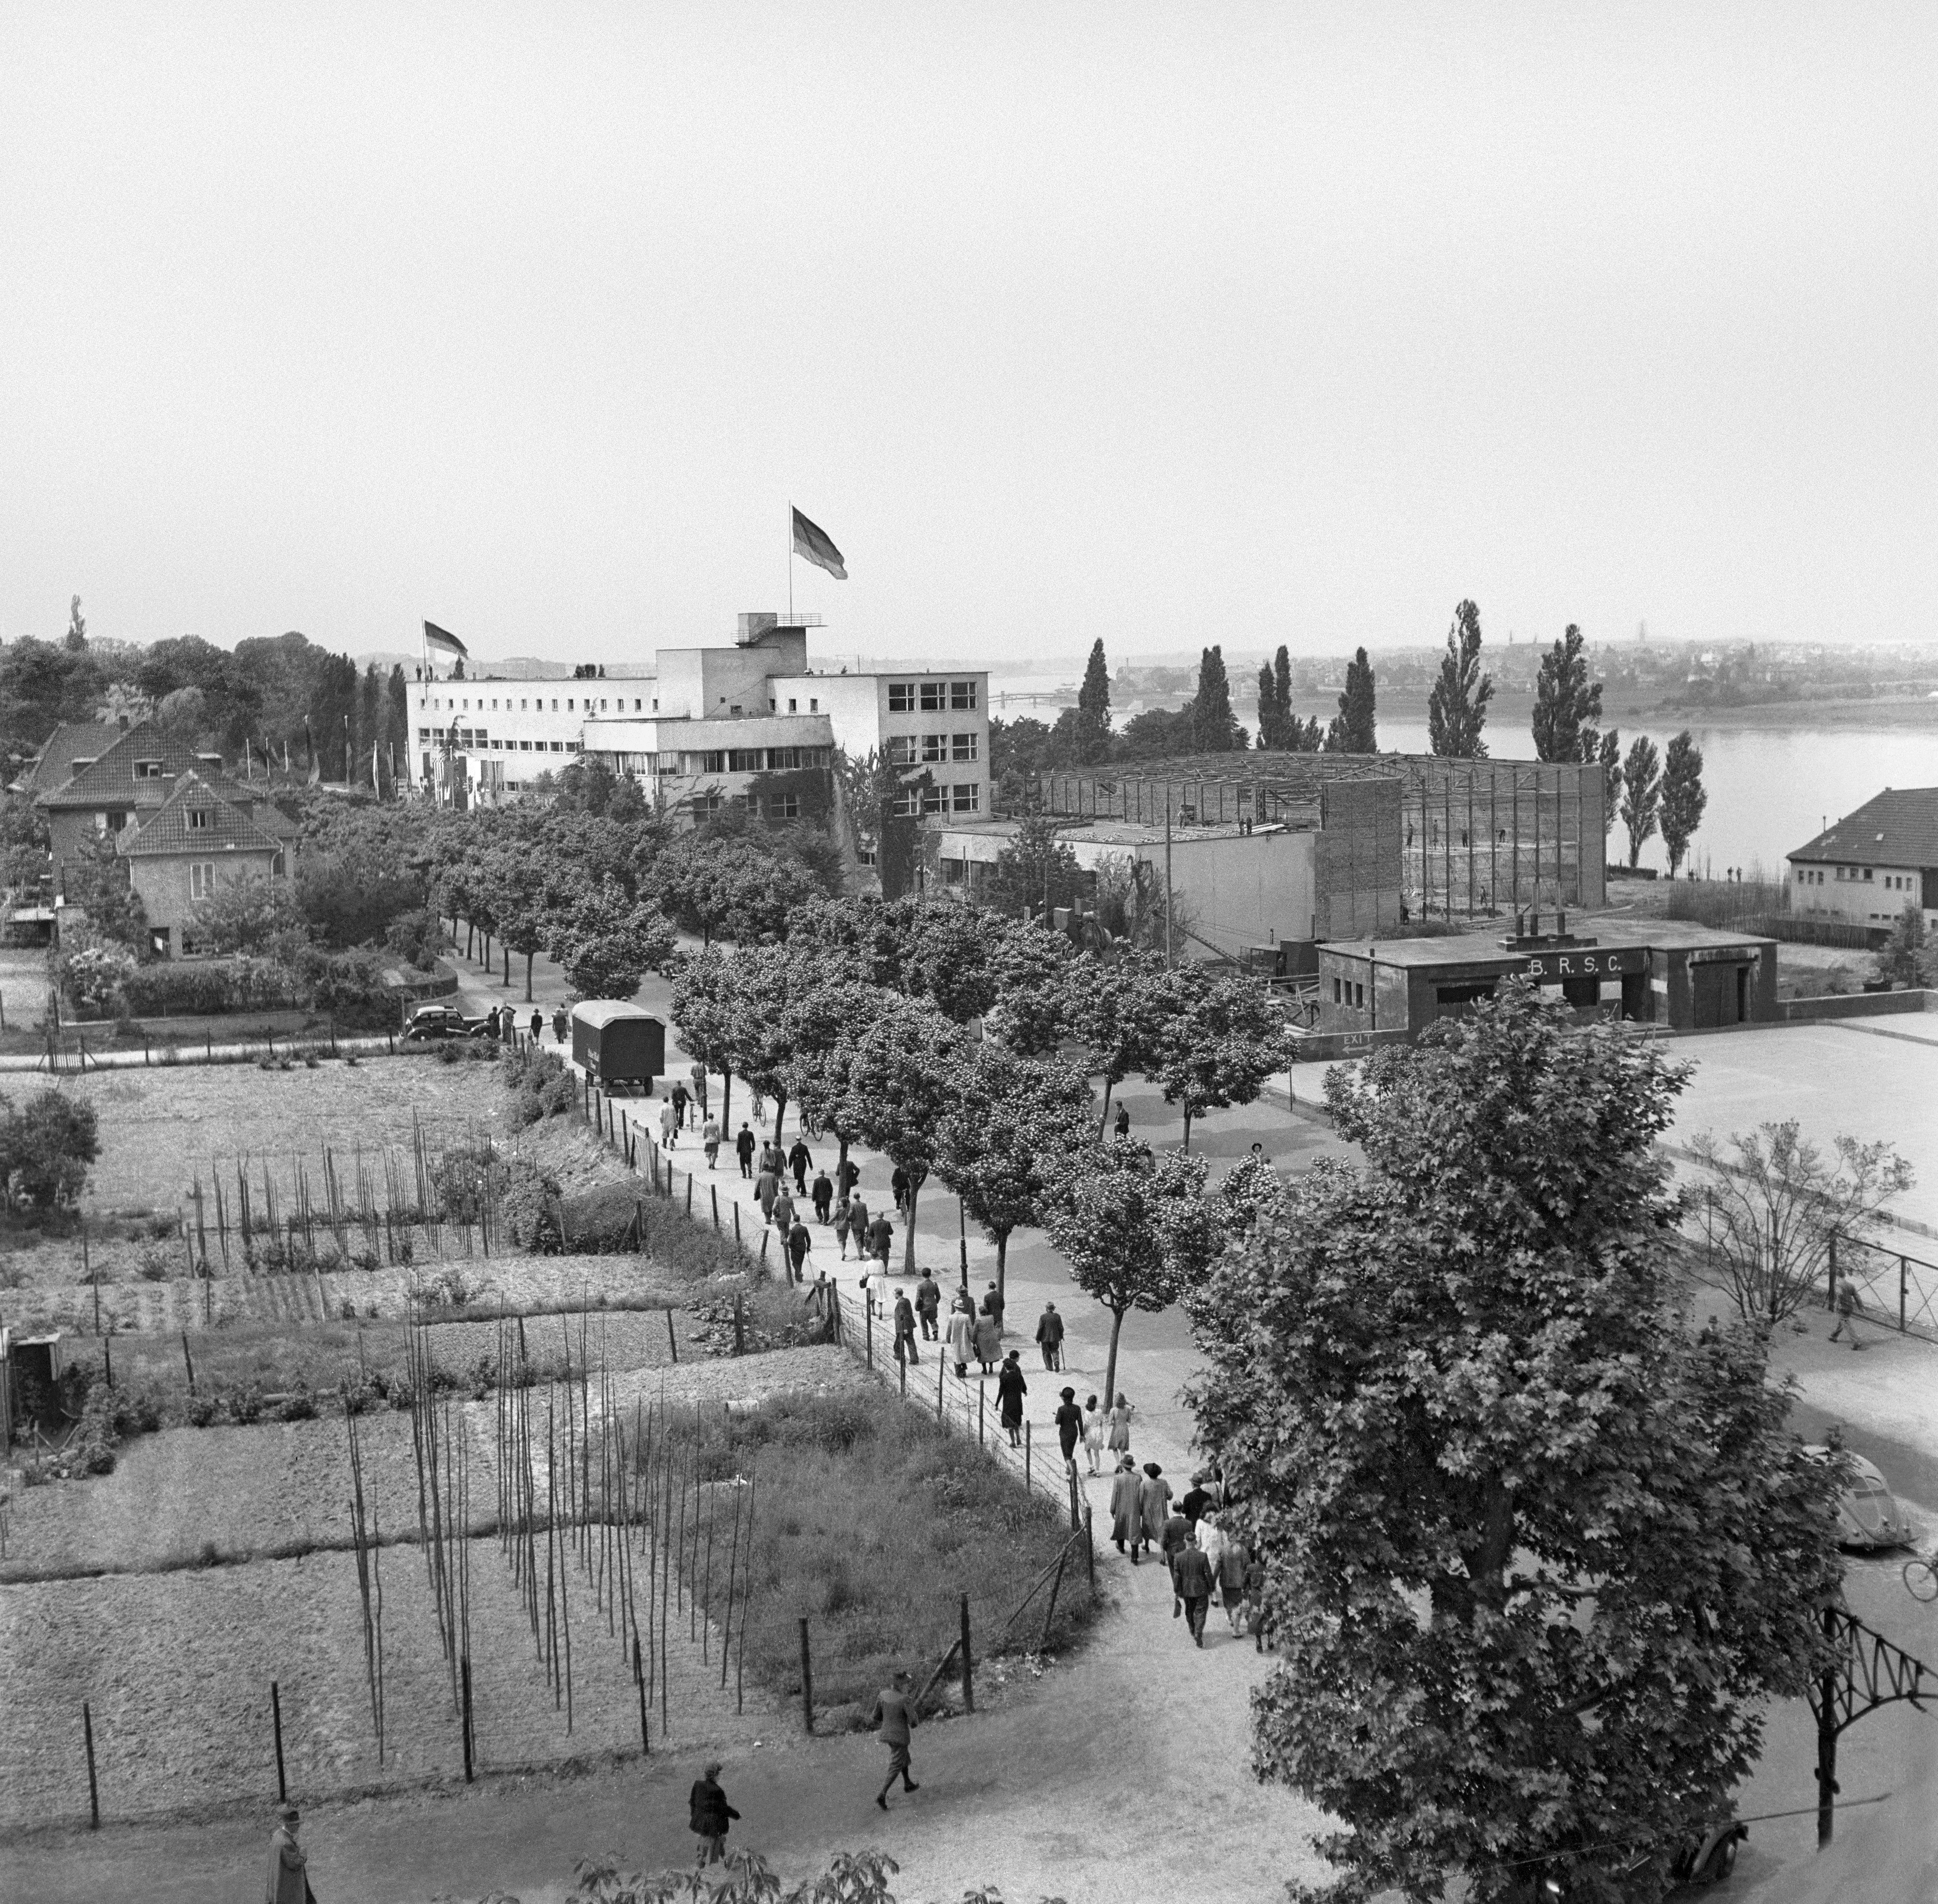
left=791, top=508, right=847, bottom=580
left=423, top=620, right=468, bottom=657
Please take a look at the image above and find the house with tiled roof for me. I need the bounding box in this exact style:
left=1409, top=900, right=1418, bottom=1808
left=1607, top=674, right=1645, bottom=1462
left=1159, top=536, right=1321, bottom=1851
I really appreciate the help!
left=118, top=771, right=291, bottom=957
left=8, top=720, right=129, bottom=799
left=1787, top=787, right=1938, bottom=931
left=34, top=719, right=296, bottom=898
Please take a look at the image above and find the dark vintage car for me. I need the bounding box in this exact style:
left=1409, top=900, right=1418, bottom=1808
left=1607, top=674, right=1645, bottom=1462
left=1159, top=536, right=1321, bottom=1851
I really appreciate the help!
left=401, top=1003, right=488, bottom=1042
left=1516, top=1818, right=1747, bottom=1899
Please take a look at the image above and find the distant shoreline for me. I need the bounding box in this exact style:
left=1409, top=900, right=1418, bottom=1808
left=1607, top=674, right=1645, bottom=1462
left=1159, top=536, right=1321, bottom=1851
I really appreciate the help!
left=1283, top=688, right=1938, bottom=739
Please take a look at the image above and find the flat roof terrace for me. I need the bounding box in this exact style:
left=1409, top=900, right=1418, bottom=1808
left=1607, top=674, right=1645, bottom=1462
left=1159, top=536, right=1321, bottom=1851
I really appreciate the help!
left=1321, top=918, right=1777, bottom=969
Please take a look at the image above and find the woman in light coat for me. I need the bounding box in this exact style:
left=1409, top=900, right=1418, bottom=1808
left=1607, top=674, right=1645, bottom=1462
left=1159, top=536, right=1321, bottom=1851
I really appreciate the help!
left=947, top=1304, right=976, bottom=1378
left=1197, top=1508, right=1226, bottom=1590
left=1105, top=1396, right=1135, bottom=1461
left=1108, top=1456, right=1143, bottom=1560
left=973, top=1310, right=1001, bottom=1374
left=1138, top=1462, right=1172, bottom=1555
left=1081, top=1394, right=1105, bottom=1475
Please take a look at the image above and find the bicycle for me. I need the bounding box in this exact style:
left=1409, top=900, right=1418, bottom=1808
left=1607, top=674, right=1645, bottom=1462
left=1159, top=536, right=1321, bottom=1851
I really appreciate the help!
left=1903, top=1550, right=1938, bottom=1603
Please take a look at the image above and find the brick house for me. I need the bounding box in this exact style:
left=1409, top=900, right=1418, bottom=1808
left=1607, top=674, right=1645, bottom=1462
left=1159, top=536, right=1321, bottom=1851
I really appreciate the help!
left=118, top=772, right=290, bottom=958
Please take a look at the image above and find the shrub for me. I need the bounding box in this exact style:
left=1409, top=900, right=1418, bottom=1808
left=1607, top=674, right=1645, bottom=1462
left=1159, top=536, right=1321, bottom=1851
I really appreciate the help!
left=384, top=907, right=446, bottom=971
left=226, top=1383, right=265, bottom=1425
left=298, top=948, right=397, bottom=1031
left=61, top=942, right=137, bottom=1017
left=186, top=1394, right=218, bottom=1428
left=277, top=1390, right=317, bottom=1422
left=0, top=1089, right=101, bottom=1209
left=120, top=959, right=242, bottom=1017
left=505, top=1043, right=576, bottom=1125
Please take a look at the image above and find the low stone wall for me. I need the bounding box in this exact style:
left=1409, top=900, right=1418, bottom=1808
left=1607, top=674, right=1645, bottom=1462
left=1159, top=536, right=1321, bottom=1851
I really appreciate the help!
left=1782, top=989, right=1935, bottom=1023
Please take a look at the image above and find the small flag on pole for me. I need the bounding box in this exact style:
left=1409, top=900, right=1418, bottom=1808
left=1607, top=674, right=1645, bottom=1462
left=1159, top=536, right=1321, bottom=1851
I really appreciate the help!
left=423, top=620, right=468, bottom=658
left=790, top=508, right=847, bottom=581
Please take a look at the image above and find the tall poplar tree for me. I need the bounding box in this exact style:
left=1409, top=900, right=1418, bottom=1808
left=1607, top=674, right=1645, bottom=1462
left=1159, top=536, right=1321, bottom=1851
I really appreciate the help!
left=1659, top=729, right=1708, bottom=875
left=1190, top=645, right=1240, bottom=751
left=1426, top=599, right=1493, bottom=759
left=1531, top=624, right=1603, bottom=764
left=1620, top=733, right=1663, bottom=868
left=1255, top=659, right=1283, bottom=750
left=1324, top=648, right=1377, bottom=754
left=1073, top=638, right=1113, bottom=764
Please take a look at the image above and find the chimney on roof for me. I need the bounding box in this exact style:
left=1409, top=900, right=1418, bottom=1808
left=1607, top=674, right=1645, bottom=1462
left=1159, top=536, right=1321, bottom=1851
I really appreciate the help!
left=117, top=715, right=129, bottom=730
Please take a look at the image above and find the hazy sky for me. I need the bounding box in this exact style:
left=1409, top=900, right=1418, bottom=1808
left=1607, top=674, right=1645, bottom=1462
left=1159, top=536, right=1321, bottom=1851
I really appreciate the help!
left=2, top=4, right=1932, bottom=672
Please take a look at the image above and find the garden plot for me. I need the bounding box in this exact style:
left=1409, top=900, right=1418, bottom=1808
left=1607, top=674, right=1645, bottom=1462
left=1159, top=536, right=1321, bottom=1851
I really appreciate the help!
left=0, top=1532, right=774, bottom=1834
left=0, top=1348, right=864, bottom=1582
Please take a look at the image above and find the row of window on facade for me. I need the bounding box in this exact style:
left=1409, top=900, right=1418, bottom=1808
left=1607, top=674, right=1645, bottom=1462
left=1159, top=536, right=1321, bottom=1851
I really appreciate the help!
left=887, top=681, right=979, bottom=711
left=1794, top=866, right=1918, bottom=889
left=696, top=791, right=806, bottom=821
left=886, top=733, right=979, bottom=765
left=687, top=747, right=835, bottom=774
left=420, top=730, right=578, bottom=753
left=891, top=783, right=981, bottom=816
left=426, top=693, right=656, bottom=714
left=1333, top=977, right=1367, bottom=1008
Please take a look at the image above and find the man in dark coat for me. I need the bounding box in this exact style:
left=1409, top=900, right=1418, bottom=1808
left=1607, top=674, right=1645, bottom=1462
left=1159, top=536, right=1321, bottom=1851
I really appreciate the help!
left=552, top=1006, right=569, bottom=1044
left=893, top=1287, right=919, bottom=1364
left=891, top=1163, right=909, bottom=1211
left=735, top=1123, right=757, bottom=1179
left=529, top=1009, right=543, bottom=1041
left=1114, top=1104, right=1131, bottom=1139
left=688, top=1760, right=741, bottom=1865
left=1172, top=1533, right=1216, bottom=1645
left=811, top=1167, right=834, bottom=1223
left=838, top=1157, right=861, bottom=1197
left=869, top=1670, right=921, bottom=1809
left=756, top=1164, right=781, bottom=1223
left=1053, top=1386, right=1084, bottom=1469
left=914, top=1271, right=942, bottom=1340
left=787, top=1217, right=812, bottom=1282
left=266, top=1803, right=308, bottom=1904
left=867, top=1211, right=893, bottom=1268
left=788, top=1136, right=814, bottom=1195
left=1035, top=1302, right=1065, bottom=1370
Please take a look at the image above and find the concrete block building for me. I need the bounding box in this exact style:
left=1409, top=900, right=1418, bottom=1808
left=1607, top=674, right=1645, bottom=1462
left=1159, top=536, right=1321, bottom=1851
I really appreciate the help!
left=410, top=612, right=988, bottom=825
left=1787, top=788, right=1938, bottom=931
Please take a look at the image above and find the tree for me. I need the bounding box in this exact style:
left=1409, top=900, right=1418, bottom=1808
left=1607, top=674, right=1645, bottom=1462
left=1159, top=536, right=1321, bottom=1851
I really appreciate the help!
left=0, top=1088, right=100, bottom=1209
left=1531, top=623, right=1603, bottom=763
left=1256, top=659, right=1283, bottom=750
left=837, top=1000, right=970, bottom=1271
left=668, top=946, right=748, bottom=1135
left=1190, top=645, right=1242, bottom=752
left=1690, top=1118, right=1914, bottom=1324
left=544, top=882, right=674, bottom=999
left=779, top=970, right=889, bottom=1184
left=1426, top=599, right=1493, bottom=759
left=1254, top=645, right=1320, bottom=753
left=1045, top=1136, right=1213, bottom=1411
left=1149, top=965, right=1292, bottom=1149
left=1595, top=728, right=1622, bottom=835
left=1659, top=729, right=1708, bottom=875
left=986, top=922, right=1080, bottom=1055
left=62, top=835, right=149, bottom=954
left=1073, top=638, right=1113, bottom=764
left=983, top=814, right=1084, bottom=923
left=1114, top=705, right=1197, bottom=760
left=1323, top=648, right=1377, bottom=754
left=65, top=596, right=88, bottom=653
left=188, top=870, right=301, bottom=954
left=1184, top=987, right=1847, bottom=1903
left=1070, top=949, right=1170, bottom=1136
left=935, top=1045, right=1094, bottom=1305
left=480, top=848, right=554, bottom=1000
left=1875, top=904, right=1936, bottom=990
left=1619, top=733, right=1662, bottom=868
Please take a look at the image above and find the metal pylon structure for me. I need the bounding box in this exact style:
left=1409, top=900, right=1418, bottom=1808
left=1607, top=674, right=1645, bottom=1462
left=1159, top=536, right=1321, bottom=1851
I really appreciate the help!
left=1809, top=1605, right=1930, bottom=1845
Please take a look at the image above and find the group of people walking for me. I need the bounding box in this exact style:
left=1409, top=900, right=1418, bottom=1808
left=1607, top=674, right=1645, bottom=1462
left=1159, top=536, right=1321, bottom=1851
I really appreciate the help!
left=1108, top=1458, right=1263, bottom=1647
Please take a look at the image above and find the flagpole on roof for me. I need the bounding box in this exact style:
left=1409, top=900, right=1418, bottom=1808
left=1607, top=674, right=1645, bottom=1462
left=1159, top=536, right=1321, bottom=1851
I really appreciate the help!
left=787, top=501, right=793, bottom=623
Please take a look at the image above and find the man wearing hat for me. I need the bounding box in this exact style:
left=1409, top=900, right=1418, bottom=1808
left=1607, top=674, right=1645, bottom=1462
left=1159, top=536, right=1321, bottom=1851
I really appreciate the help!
left=688, top=1759, right=741, bottom=1866
left=868, top=1669, right=922, bottom=1810
left=266, top=1803, right=310, bottom=1904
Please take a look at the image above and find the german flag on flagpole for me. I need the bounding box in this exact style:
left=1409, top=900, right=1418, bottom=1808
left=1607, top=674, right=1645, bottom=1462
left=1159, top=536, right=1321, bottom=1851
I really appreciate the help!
left=791, top=507, right=847, bottom=580
left=423, top=620, right=468, bottom=657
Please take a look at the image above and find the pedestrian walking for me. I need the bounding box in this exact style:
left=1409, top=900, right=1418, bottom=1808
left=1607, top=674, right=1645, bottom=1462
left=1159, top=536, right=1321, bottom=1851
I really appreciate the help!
left=771, top=1186, right=797, bottom=1233
left=915, top=1271, right=941, bottom=1340
left=659, top=1100, right=678, bottom=1150
left=736, top=1123, right=757, bottom=1179
left=1053, top=1386, right=1083, bottom=1469
left=1105, top=1396, right=1135, bottom=1462
left=1113, top=1104, right=1130, bottom=1139
left=947, top=1303, right=975, bottom=1378
left=1172, top=1532, right=1216, bottom=1645
left=893, top=1288, right=920, bottom=1364
left=1162, top=1499, right=1192, bottom=1615
left=702, top=1114, right=722, bottom=1170
left=838, top=1156, right=860, bottom=1197
left=689, top=1060, right=708, bottom=1112
left=266, top=1803, right=309, bottom=1904
left=997, top=1350, right=1027, bottom=1447
left=982, top=1280, right=1005, bottom=1335
left=529, top=1009, right=543, bottom=1042
left=1034, top=1301, right=1064, bottom=1370
left=811, top=1167, right=834, bottom=1223
left=868, top=1670, right=922, bottom=1809
left=1829, top=1270, right=1870, bottom=1349
left=788, top=1136, right=813, bottom=1196
left=1081, top=1393, right=1105, bottom=1475
left=868, top=1211, right=893, bottom=1269
left=760, top=1138, right=784, bottom=1179
left=848, top=1190, right=870, bottom=1250
left=1180, top=1472, right=1212, bottom=1529
left=1138, top=1461, right=1172, bottom=1558
left=973, top=1307, right=1000, bottom=1375
left=552, top=1006, right=569, bottom=1044
left=832, top=1194, right=854, bottom=1259
left=1109, top=1454, right=1142, bottom=1560
left=1198, top=1507, right=1227, bottom=1591
left=1218, top=1531, right=1251, bottom=1635
left=671, top=1081, right=690, bottom=1130
left=755, top=1165, right=780, bottom=1223
left=787, top=1216, right=812, bottom=1282
left=688, top=1761, right=741, bottom=1866
left=1241, top=1551, right=1267, bottom=1651
left=891, top=1164, right=909, bottom=1212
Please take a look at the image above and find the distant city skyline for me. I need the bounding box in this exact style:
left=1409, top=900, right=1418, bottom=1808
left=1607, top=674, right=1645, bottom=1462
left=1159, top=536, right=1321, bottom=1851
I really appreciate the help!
left=2, top=6, right=1931, bottom=667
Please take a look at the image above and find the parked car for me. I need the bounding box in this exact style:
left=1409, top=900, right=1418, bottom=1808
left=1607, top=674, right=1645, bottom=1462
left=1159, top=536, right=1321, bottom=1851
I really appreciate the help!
left=402, top=1004, right=486, bottom=1042
left=1517, top=1818, right=1747, bottom=1898
left=1805, top=1446, right=1917, bottom=1551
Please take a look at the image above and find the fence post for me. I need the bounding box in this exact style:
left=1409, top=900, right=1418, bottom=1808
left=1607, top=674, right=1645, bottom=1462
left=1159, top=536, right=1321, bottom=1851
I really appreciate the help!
left=937, top=1347, right=946, bottom=1418
left=1038, top=1543, right=1069, bottom=1653
left=461, top=1656, right=475, bottom=1782
left=712, top=1185, right=720, bottom=1231
left=798, top=1617, right=815, bottom=1734
left=1828, top=1231, right=1838, bottom=1311
left=958, top=1594, right=974, bottom=1713
left=1067, top=1464, right=1080, bottom=1531
left=1083, top=1504, right=1095, bottom=1595
left=734, top=1291, right=745, bottom=1357
left=978, top=1382, right=985, bottom=1445
left=898, top=1346, right=906, bottom=1396
left=270, top=1681, right=287, bottom=1803
left=1903, top=1255, right=1910, bottom=1335
left=866, top=1300, right=873, bottom=1369
left=665, top=1306, right=679, bottom=1363
left=83, top=1701, right=100, bottom=1828
left=1025, top=1419, right=1031, bottom=1490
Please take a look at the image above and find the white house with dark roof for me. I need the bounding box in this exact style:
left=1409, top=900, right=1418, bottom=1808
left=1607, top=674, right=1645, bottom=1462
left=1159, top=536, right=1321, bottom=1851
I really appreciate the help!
left=1786, top=787, right=1938, bottom=930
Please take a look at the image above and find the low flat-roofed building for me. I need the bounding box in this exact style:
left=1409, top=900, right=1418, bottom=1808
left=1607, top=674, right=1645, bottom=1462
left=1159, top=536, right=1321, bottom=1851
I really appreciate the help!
left=1787, top=787, right=1938, bottom=931
left=1317, top=912, right=1779, bottom=1042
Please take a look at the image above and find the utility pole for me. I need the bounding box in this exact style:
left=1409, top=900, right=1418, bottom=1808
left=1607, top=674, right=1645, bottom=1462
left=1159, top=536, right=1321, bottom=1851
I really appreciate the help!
left=1163, top=797, right=1175, bottom=971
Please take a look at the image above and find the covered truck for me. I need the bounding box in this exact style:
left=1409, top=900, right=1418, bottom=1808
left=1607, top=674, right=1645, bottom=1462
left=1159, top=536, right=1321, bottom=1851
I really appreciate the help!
left=570, top=1001, right=665, bottom=1092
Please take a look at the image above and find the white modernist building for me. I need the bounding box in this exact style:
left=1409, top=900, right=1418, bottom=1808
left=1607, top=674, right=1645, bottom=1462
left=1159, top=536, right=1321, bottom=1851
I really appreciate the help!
left=411, top=614, right=990, bottom=824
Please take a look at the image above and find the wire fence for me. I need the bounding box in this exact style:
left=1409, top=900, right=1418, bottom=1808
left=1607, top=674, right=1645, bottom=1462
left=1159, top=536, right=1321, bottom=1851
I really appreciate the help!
left=1829, top=1231, right=1938, bottom=1344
